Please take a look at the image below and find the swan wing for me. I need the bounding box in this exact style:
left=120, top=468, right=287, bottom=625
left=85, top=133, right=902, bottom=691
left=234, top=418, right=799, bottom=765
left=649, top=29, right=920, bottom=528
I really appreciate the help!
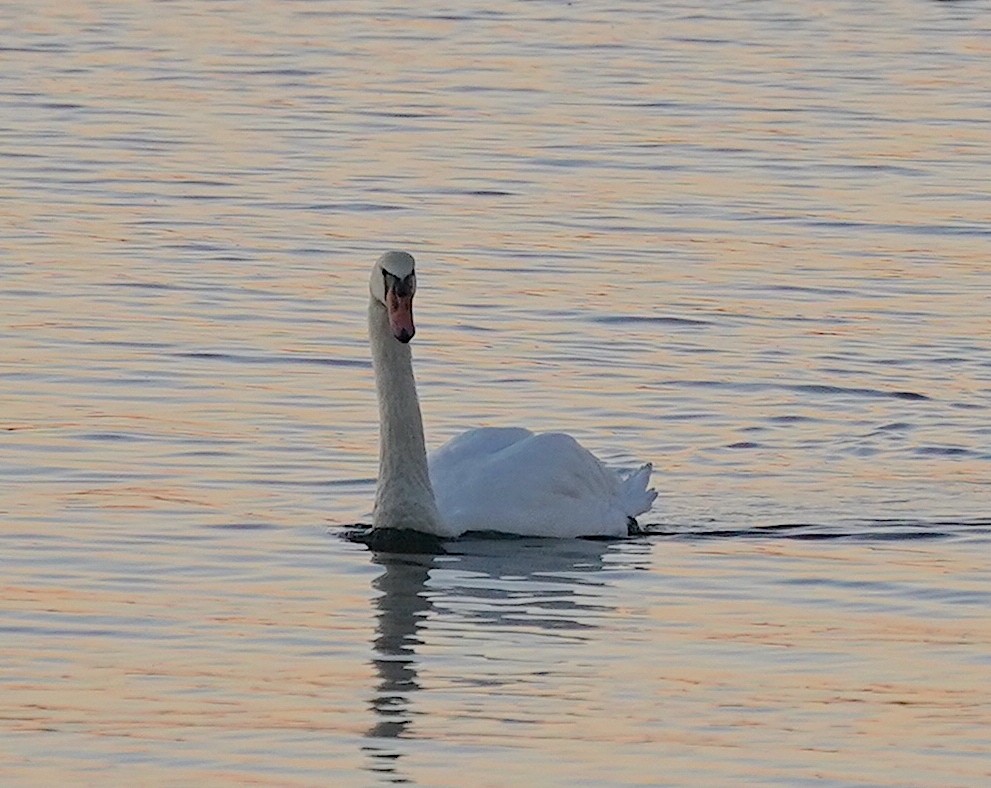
left=428, top=428, right=656, bottom=538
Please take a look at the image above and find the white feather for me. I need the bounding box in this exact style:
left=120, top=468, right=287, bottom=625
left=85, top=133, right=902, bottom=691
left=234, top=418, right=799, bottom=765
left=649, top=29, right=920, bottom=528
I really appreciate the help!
left=429, top=428, right=656, bottom=537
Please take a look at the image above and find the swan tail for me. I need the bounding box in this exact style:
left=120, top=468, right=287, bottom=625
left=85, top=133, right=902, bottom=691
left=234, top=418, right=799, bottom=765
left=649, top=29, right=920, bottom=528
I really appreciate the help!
left=620, top=462, right=657, bottom=518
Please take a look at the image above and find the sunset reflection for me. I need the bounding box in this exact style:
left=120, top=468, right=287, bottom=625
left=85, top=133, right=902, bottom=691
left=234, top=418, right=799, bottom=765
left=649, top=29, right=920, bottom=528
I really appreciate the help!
left=2, top=0, right=989, bottom=783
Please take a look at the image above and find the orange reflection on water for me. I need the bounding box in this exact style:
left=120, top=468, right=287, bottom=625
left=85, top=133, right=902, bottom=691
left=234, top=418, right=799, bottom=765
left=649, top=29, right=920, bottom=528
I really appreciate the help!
left=2, top=0, right=990, bottom=783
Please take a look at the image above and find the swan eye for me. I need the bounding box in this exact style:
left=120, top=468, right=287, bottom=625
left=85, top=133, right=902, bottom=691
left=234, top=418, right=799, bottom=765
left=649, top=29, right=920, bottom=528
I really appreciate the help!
left=384, top=271, right=415, bottom=298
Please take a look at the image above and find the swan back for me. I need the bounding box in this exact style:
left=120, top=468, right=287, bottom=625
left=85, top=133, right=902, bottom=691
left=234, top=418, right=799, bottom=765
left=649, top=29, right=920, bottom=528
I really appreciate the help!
left=428, top=427, right=656, bottom=538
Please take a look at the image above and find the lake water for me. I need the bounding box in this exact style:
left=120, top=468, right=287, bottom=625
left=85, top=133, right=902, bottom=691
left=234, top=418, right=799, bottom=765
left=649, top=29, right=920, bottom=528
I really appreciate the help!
left=2, top=0, right=990, bottom=784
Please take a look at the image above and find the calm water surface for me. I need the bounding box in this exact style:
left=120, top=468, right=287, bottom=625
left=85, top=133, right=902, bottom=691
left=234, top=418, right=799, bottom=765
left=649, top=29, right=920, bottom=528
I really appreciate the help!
left=2, top=1, right=990, bottom=784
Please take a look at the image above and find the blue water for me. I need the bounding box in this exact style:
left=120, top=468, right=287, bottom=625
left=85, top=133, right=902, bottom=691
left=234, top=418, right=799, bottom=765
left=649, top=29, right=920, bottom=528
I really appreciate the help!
left=2, top=1, right=989, bottom=784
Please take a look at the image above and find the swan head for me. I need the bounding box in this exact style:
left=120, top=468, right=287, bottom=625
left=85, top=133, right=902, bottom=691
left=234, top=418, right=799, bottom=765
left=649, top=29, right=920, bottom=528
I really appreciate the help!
left=370, top=251, right=418, bottom=344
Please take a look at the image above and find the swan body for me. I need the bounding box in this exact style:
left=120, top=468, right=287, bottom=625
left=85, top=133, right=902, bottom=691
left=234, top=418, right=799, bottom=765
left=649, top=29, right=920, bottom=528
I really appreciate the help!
left=429, top=427, right=655, bottom=538
left=369, top=251, right=656, bottom=539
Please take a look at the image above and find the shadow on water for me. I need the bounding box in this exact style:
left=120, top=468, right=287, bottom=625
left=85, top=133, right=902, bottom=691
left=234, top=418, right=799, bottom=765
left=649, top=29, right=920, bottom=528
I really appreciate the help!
left=344, top=515, right=991, bottom=554
left=358, top=536, right=634, bottom=782
left=645, top=517, right=991, bottom=542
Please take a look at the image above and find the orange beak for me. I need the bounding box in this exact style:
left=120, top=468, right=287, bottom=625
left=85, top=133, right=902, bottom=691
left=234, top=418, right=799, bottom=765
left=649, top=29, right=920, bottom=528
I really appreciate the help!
left=387, top=288, right=415, bottom=343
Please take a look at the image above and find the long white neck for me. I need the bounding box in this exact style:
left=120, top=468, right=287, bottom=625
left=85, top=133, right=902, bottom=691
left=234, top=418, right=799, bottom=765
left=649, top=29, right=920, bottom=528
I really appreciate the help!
left=369, top=299, right=444, bottom=533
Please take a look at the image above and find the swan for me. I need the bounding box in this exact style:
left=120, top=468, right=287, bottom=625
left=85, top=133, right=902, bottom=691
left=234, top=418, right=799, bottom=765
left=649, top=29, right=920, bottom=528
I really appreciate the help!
left=368, top=251, right=657, bottom=539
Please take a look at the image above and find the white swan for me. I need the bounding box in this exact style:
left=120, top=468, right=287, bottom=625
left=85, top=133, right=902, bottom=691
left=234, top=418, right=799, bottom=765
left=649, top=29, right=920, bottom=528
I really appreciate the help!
left=369, top=251, right=657, bottom=539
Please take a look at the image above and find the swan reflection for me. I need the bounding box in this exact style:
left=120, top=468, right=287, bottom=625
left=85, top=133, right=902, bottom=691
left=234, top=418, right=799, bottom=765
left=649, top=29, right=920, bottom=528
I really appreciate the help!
left=361, top=537, right=649, bottom=779
left=366, top=554, right=432, bottom=741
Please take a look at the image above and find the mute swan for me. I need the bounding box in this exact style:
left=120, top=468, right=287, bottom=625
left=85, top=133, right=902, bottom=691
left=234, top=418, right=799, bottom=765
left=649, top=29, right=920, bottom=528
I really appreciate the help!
left=369, top=251, right=657, bottom=539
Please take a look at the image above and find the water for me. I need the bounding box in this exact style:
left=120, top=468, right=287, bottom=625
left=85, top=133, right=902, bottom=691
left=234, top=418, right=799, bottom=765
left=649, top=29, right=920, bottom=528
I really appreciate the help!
left=2, top=0, right=990, bottom=783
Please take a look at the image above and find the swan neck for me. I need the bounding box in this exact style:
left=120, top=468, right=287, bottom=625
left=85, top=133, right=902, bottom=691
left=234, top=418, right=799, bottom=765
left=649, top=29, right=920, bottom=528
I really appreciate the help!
left=369, top=299, right=442, bottom=532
